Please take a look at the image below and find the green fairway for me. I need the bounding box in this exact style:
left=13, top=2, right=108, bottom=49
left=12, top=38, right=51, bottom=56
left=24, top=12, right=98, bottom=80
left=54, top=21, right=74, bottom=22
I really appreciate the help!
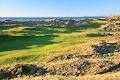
left=0, top=21, right=110, bottom=65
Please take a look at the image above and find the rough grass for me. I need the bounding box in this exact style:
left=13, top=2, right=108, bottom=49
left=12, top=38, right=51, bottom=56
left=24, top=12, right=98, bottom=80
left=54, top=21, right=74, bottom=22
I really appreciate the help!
left=11, top=74, right=120, bottom=80
left=1, top=53, right=120, bottom=80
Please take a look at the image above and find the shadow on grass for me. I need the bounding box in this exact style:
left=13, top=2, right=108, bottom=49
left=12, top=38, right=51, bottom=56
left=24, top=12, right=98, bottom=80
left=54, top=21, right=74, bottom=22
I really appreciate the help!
left=65, top=22, right=102, bottom=33
left=86, top=33, right=112, bottom=37
left=23, top=27, right=64, bottom=35
left=0, top=35, right=59, bottom=52
left=0, top=22, right=102, bottom=52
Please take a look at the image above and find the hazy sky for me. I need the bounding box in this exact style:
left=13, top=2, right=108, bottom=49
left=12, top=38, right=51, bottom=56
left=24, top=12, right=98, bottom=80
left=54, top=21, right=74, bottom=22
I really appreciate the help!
left=0, top=0, right=120, bottom=17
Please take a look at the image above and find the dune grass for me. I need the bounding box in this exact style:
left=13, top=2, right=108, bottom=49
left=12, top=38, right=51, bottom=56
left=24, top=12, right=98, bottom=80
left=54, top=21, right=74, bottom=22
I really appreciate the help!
left=12, top=73, right=120, bottom=80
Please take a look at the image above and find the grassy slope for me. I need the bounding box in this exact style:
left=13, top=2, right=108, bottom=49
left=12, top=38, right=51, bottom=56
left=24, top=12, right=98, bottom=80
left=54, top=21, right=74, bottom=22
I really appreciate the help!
left=0, top=20, right=112, bottom=65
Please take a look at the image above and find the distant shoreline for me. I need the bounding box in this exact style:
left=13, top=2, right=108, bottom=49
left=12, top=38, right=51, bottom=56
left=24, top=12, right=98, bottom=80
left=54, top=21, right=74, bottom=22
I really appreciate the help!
left=0, top=16, right=105, bottom=21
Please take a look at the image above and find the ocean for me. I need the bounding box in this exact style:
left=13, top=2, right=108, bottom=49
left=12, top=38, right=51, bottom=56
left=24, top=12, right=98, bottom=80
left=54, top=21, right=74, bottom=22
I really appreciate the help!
left=0, top=16, right=105, bottom=21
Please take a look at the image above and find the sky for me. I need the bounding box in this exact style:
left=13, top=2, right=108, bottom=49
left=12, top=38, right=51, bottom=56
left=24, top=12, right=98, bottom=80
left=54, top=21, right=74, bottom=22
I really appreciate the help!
left=0, top=0, right=120, bottom=17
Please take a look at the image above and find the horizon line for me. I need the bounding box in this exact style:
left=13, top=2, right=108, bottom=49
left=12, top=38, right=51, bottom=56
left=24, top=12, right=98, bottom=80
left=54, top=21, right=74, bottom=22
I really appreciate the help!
left=1, top=15, right=120, bottom=17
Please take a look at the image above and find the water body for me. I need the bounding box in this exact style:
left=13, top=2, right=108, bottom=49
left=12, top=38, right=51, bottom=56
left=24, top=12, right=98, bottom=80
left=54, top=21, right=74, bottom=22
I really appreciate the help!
left=0, top=16, right=105, bottom=21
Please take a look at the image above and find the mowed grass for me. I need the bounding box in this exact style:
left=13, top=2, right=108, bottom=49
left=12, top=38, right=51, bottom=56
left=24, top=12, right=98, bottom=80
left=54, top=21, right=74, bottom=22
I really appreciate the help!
left=0, top=21, right=111, bottom=65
